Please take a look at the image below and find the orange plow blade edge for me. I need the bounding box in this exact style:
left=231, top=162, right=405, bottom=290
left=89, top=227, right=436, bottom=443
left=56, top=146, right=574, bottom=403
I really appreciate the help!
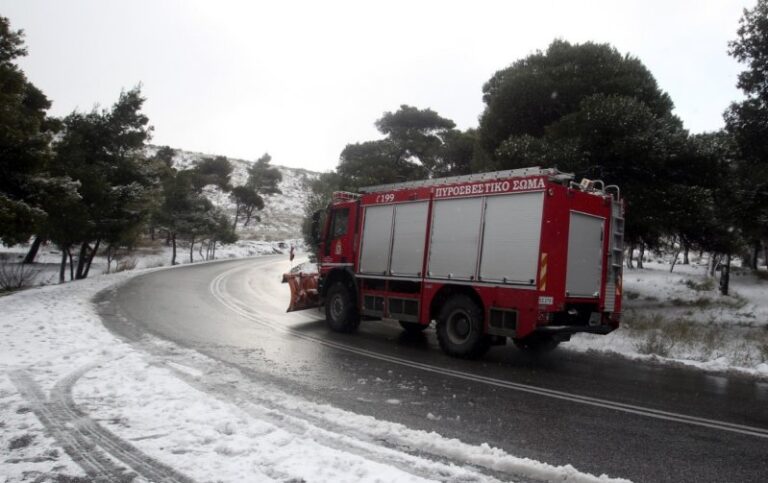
left=282, top=271, right=321, bottom=312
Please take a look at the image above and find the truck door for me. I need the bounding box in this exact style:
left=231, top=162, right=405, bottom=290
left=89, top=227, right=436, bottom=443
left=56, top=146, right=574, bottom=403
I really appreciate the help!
left=323, top=205, right=354, bottom=265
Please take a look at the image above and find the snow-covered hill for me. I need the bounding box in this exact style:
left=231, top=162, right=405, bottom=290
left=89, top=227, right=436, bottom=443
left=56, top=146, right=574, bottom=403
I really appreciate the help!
left=148, top=145, right=319, bottom=241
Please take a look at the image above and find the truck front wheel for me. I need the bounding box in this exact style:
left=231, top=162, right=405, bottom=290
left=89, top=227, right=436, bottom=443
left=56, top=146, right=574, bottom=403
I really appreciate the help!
left=325, top=282, right=360, bottom=333
left=436, top=295, right=491, bottom=359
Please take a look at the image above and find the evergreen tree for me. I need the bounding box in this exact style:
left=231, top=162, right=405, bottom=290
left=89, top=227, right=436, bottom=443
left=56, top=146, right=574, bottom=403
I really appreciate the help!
left=724, top=0, right=768, bottom=267
left=230, top=185, right=264, bottom=228
left=335, top=105, right=457, bottom=189
left=432, top=129, right=476, bottom=177
left=193, top=155, right=233, bottom=191
left=46, top=87, right=155, bottom=280
left=229, top=153, right=280, bottom=230
left=476, top=40, right=674, bottom=169
left=0, top=16, right=57, bottom=245
left=247, top=153, right=282, bottom=194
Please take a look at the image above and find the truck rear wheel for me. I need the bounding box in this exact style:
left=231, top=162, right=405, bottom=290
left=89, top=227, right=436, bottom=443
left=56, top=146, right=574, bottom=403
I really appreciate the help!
left=399, top=321, right=428, bottom=333
left=513, top=334, right=560, bottom=353
left=436, top=295, right=491, bottom=359
left=325, top=282, right=360, bottom=333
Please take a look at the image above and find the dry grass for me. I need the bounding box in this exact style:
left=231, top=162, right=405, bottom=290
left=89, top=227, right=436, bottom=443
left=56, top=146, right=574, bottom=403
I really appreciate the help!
left=669, top=294, right=747, bottom=310
left=753, top=270, right=768, bottom=282
left=682, top=278, right=715, bottom=292
left=623, top=312, right=767, bottom=367
left=0, top=257, right=40, bottom=292
left=115, top=258, right=137, bottom=273
left=635, top=331, right=675, bottom=357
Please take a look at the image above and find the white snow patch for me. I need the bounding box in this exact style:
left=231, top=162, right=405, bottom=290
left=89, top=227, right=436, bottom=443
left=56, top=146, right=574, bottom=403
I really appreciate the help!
left=565, top=260, right=768, bottom=378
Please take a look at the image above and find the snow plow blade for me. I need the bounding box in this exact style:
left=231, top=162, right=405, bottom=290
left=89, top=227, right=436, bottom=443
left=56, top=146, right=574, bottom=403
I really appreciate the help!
left=283, top=271, right=321, bottom=312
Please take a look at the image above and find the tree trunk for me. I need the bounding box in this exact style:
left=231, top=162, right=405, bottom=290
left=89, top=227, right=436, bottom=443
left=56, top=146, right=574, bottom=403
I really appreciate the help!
left=59, top=247, right=67, bottom=284
left=67, top=248, right=74, bottom=281
left=23, top=236, right=44, bottom=264
left=710, top=254, right=720, bottom=277
left=670, top=248, right=681, bottom=272
left=82, top=239, right=100, bottom=279
left=626, top=244, right=635, bottom=269
left=764, top=241, right=768, bottom=269
left=232, top=203, right=240, bottom=230
left=171, top=233, right=178, bottom=265
left=198, top=240, right=204, bottom=259
left=76, top=242, right=89, bottom=279
left=244, top=206, right=253, bottom=227
left=637, top=243, right=645, bottom=269
left=683, top=240, right=690, bottom=265
left=106, top=245, right=114, bottom=274
left=670, top=237, right=680, bottom=272
left=189, top=236, right=195, bottom=263
left=720, top=253, right=731, bottom=296
left=212, top=241, right=216, bottom=260
left=750, top=240, right=760, bottom=270
left=149, top=225, right=155, bottom=241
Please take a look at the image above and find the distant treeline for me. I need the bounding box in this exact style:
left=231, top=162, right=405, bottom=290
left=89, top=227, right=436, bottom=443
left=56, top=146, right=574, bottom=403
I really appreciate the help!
left=306, top=2, right=768, bottom=278
left=0, top=17, right=281, bottom=282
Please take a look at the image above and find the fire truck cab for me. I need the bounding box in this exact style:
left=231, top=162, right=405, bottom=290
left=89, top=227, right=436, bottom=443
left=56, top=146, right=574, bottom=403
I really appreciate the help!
left=296, top=167, right=624, bottom=359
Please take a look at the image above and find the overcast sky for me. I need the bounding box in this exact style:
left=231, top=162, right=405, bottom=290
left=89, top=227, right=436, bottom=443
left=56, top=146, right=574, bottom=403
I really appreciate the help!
left=4, top=0, right=753, bottom=171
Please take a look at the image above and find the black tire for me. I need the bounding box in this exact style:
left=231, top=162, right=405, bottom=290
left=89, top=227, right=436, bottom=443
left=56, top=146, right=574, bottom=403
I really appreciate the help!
left=513, top=334, right=560, bottom=353
left=399, top=320, right=429, bottom=333
left=325, top=282, right=360, bottom=333
left=436, top=295, right=491, bottom=359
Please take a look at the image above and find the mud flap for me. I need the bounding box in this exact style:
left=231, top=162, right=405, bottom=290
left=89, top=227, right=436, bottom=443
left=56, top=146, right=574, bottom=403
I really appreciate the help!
left=283, top=271, right=321, bottom=312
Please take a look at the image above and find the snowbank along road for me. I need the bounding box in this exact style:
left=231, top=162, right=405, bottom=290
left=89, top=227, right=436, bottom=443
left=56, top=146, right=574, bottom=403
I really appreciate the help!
left=91, top=255, right=768, bottom=483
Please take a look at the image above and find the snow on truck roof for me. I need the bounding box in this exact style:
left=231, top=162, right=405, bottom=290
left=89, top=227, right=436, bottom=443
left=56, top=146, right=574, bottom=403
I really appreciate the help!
left=358, top=167, right=574, bottom=194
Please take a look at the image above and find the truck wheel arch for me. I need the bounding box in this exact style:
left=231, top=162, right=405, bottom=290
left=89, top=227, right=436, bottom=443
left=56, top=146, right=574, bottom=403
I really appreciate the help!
left=322, top=268, right=357, bottom=299
left=429, top=285, right=485, bottom=325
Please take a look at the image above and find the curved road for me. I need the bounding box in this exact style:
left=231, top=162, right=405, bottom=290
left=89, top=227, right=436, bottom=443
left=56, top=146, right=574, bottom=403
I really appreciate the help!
left=98, top=255, right=768, bottom=483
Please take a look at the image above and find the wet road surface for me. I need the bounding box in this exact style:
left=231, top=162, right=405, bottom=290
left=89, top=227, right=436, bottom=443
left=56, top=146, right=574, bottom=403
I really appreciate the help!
left=98, top=256, right=768, bottom=482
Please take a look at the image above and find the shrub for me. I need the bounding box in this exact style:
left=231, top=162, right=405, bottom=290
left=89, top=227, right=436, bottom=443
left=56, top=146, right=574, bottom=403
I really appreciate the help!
left=758, top=337, right=768, bottom=363
left=683, top=278, right=715, bottom=292
left=635, top=331, right=675, bottom=357
left=701, top=327, right=724, bottom=359
left=115, top=258, right=137, bottom=273
left=0, top=257, right=40, bottom=292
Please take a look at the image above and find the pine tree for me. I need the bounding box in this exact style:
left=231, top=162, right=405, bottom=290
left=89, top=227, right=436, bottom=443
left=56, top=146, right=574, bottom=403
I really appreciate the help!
left=0, top=16, right=56, bottom=245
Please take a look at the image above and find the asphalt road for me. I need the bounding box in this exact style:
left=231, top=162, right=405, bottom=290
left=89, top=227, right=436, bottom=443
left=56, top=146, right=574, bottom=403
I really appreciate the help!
left=98, top=255, right=768, bottom=483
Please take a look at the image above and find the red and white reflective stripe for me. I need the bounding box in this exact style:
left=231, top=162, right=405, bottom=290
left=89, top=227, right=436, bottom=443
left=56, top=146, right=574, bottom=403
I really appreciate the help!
left=539, top=253, right=548, bottom=291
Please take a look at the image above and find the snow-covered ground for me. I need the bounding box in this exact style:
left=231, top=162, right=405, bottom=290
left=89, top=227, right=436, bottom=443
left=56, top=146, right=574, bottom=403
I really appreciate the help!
left=568, top=259, right=768, bottom=378
left=152, top=146, right=318, bottom=241
left=0, top=264, right=623, bottom=483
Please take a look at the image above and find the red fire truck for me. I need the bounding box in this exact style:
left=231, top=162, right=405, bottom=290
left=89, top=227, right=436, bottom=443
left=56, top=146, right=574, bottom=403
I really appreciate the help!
left=286, top=167, right=624, bottom=358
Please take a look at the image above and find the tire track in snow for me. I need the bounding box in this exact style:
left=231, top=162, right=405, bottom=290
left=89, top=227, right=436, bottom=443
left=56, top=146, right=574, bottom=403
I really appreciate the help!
left=9, top=370, right=134, bottom=483
left=49, top=363, right=196, bottom=483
